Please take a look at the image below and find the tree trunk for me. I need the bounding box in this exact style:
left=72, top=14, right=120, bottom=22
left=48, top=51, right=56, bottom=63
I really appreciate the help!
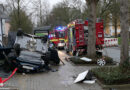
left=120, top=0, right=129, bottom=65
left=86, top=0, right=99, bottom=57
left=18, top=0, right=20, bottom=28
left=114, top=19, right=118, bottom=38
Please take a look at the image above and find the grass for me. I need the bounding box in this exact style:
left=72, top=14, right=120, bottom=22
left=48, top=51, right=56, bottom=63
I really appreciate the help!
left=92, top=66, right=130, bottom=85
left=118, top=37, right=130, bottom=45
left=118, top=37, right=121, bottom=45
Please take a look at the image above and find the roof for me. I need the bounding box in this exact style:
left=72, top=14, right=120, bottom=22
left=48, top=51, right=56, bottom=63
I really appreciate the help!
left=34, top=26, right=51, bottom=31
left=0, top=4, right=8, bottom=19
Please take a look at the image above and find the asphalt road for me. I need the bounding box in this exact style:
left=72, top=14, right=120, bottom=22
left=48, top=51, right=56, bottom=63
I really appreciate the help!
left=1, top=48, right=130, bottom=90
left=2, top=50, right=103, bottom=90
left=103, top=47, right=130, bottom=63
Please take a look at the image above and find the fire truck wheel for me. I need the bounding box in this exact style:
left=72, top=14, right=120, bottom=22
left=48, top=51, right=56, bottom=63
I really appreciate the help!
left=66, top=50, right=69, bottom=53
left=72, top=50, right=76, bottom=56
left=65, top=46, right=69, bottom=53
left=76, top=51, right=79, bottom=56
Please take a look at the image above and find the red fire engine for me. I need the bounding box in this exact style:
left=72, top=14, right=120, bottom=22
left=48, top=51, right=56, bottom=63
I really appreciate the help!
left=65, top=19, right=104, bottom=55
left=49, top=26, right=67, bottom=49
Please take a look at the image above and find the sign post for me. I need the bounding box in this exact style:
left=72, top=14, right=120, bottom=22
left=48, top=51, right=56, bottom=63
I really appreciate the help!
left=0, top=18, right=2, bottom=46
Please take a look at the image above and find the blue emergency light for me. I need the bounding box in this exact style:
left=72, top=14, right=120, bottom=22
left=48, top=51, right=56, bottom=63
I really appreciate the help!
left=57, top=27, right=62, bottom=30
left=55, top=26, right=67, bottom=31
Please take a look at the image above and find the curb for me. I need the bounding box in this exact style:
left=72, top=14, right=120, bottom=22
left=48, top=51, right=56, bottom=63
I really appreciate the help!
left=0, top=86, right=18, bottom=90
left=96, top=79, right=130, bottom=90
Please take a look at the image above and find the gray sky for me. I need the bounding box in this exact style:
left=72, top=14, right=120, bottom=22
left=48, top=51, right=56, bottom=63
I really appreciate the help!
left=0, top=0, right=86, bottom=8
left=49, top=0, right=86, bottom=6
left=49, top=0, right=62, bottom=7
left=0, top=0, right=86, bottom=26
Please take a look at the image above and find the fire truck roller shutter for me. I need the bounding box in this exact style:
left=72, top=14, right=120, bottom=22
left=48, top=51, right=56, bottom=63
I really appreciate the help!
left=68, top=28, right=73, bottom=51
left=72, top=28, right=76, bottom=56
left=72, top=28, right=76, bottom=46
left=68, top=28, right=72, bottom=51
left=84, top=26, right=88, bottom=45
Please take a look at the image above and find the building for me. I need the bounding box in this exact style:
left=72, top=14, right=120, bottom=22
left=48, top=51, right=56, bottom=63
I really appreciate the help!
left=0, top=4, right=10, bottom=46
left=105, top=21, right=130, bottom=38
left=105, top=22, right=121, bottom=36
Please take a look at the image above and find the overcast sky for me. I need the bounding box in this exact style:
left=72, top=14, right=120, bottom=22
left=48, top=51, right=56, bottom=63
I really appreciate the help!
left=49, top=0, right=62, bottom=7
left=0, top=0, right=86, bottom=26
left=0, top=0, right=86, bottom=8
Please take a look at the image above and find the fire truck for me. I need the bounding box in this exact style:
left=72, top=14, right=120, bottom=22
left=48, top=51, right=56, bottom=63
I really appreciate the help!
left=65, top=19, right=104, bottom=56
left=49, top=26, right=67, bottom=49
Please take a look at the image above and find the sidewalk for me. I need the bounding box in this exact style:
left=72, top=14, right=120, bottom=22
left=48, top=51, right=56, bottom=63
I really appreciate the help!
left=2, top=51, right=103, bottom=90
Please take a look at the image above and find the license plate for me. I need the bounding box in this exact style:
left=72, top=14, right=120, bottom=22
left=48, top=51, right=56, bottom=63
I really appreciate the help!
left=23, top=66, right=34, bottom=70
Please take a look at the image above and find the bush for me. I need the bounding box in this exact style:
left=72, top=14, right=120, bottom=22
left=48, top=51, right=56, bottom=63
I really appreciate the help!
left=70, top=56, right=96, bottom=64
left=92, top=66, right=130, bottom=85
left=104, top=56, right=113, bottom=64
left=70, top=56, right=114, bottom=65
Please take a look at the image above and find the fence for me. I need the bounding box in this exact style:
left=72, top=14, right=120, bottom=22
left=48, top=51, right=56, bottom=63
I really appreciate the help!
left=103, top=38, right=118, bottom=47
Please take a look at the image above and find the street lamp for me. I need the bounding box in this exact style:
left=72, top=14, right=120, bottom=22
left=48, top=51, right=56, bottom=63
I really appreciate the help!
left=0, top=18, right=3, bottom=46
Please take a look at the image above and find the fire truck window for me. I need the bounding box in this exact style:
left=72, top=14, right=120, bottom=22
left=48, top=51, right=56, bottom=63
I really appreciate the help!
left=84, top=26, right=88, bottom=31
left=49, top=34, right=55, bottom=38
left=58, top=32, right=65, bottom=38
left=72, top=28, right=75, bottom=37
left=98, top=33, right=102, bottom=37
left=72, top=28, right=76, bottom=45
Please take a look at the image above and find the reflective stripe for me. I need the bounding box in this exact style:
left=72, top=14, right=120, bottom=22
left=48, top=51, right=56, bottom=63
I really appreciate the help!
left=65, top=39, right=68, bottom=42
left=59, top=39, right=65, bottom=40
left=50, top=39, right=58, bottom=41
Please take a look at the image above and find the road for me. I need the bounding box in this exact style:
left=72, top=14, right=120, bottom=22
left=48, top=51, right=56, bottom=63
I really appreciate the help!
left=1, top=47, right=129, bottom=90
left=103, top=47, right=130, bottom=63
left=2, top=50, right=102, bottom=90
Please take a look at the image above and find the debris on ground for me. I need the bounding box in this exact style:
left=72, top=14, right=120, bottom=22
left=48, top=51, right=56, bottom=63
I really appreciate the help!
left=74, top=70, right=88, bottom=83
left=74, top=70, right=95, bottom=84
left=83, top=80, right=95, bottom=84
left=80, top=57, right=92, bottom=62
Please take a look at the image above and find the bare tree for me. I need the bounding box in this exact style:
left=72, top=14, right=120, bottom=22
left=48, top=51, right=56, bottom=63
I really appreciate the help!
left=110, top=0, right=120, bottom=38
left=5, top=0, right=33, bottom=33
left=45, top=0, right=82, bottom=26
left=31, top=0, right=50, bottom=27
left=6, top=0, right=31, bottom=26
left=86, top=0, right=99, bottom=57
left=119, top=0, right=129, bottom=65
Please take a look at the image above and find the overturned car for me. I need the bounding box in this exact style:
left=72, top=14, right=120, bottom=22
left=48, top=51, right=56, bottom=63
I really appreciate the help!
left=0, top=30, right=60, bottom=73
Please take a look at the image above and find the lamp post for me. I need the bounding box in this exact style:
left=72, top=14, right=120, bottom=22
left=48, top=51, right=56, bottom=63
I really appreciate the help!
left=0, top=18, right=3, bottom=46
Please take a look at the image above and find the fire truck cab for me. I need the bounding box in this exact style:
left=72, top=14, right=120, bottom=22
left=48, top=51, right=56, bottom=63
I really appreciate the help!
left=49, top=26, right=67, bottom=49
left=65, top=19, right=104, bottom=56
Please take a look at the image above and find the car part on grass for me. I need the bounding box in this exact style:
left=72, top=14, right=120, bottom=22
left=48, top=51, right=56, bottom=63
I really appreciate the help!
left=80, top=57, right=92, bottom=62
left=97, top=59, right=106, bottom=66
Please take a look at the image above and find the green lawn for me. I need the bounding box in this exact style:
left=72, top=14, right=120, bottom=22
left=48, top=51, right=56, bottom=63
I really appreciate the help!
left=118, top=37, right=121, bottom=45
left=92, top=66, right=130, bottom=85
left=118, top=37, right=130, bottom=45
